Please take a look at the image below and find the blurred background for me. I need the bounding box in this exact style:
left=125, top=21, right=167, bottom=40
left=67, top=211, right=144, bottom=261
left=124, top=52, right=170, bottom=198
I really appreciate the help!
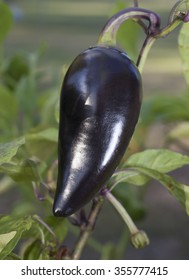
left=1, top=0, right=189, bottom=259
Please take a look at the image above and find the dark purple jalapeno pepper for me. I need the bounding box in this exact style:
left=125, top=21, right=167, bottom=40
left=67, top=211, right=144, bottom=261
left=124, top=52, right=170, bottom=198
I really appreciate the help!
left=53, top=45, right=142, bottom=217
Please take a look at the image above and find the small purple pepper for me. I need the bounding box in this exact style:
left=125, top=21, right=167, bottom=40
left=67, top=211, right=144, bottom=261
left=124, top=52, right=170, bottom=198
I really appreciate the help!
left=53, top=46, right=142, bottom=217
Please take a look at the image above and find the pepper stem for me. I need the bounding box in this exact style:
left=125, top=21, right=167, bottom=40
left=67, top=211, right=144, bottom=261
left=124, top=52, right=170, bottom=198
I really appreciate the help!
left=137, top=9, right=189, bottom=72
left=97, top=7, right=160, bottom=47
left=97, top=4, right=189, bottom=74
left=136, top=35, right=156, bottom=73
left=103, top=189, right=149, bottom=249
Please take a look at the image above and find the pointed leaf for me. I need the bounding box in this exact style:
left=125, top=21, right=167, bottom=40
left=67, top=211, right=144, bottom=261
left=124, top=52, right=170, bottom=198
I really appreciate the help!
left=26, top=128, right=58, bottom=142
left=113, top=149, right=189, bottom=215
left=22, top=239, right=44, bottom=260
left=0, top=137, right=25, bottom=165
left=0, top=231, right=17, bottom=253
left=125, top=165, right=189, bottom=215
left=25, top=128, right=58, bottom=161
left=0, top=215, right=34, bottom=259
left=126, top=149, right=189, bottom=173
left=111, top=170, right=149, bottom=188
left=0, top=158, right=46, bottom=182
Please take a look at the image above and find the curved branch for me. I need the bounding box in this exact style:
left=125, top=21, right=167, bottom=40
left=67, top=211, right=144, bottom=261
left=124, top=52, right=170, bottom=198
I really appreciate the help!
left=97, top=7, right=161, bottom=46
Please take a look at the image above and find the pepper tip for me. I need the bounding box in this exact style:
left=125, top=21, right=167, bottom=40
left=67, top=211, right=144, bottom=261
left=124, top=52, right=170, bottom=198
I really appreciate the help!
left=53, top=205, right=74, bottom=217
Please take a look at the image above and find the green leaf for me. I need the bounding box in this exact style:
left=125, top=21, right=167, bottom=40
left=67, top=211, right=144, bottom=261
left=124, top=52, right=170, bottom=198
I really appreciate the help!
left=22, top=215, right=67, bottom=260
left=178, top=22, right=189, bottom=86
left=22, top=239, right=45, bottom=260
left=6, top=252, right=21, bottom=260
left=39, top=88, right=60, bottom=125
left=0, top=215, right=34, bottom=259
left=125, top=165, right=189, bottom=215
left=111, top=148, right=189, bottom=189
left=0, top=231, right=17, bottom=253
left=126, top=149, right=189, bottom=173
left=111, top=170, right=149, bottom=188
left=0, top=2, right=13, bottom=43
left=0, top=137, right=25, bottom=165
left=44, top=215, right=67, bottom=243
left=26, top=127, right=58, bottom=142
left=0, top=137, right=46, bottom=183
left=0, top=158, right=46, bottom=182
left=112, top=149, right=189, bottom=215
left=25, top=128, right=58, bottom=161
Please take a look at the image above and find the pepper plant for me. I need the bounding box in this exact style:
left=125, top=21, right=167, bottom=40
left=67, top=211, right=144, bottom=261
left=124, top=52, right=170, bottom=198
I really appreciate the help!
left=0, top=0, right=189, bottom=260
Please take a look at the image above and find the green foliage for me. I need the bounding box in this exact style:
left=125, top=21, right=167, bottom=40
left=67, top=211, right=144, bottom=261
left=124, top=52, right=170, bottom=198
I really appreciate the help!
left=112, top=149, right=189, bottom=215
left=0, top=215, right=34, bottom=259
left=0, top=137, right=25, bottom=164
left=0, top=214, right=67, bottom=260
left=0, top=3, right=63, bottom=259
left=2, top=54, right=30, bottom=90
left=0, top=47, right=59, bottom=140
left=26, top=127, right=58, bottom=161
left=126, top=149, right=189, bottom=172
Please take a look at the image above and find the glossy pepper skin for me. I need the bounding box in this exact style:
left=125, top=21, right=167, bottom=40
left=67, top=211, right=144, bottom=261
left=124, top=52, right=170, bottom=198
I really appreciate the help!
left=53, top=46, right=142, bottom=217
